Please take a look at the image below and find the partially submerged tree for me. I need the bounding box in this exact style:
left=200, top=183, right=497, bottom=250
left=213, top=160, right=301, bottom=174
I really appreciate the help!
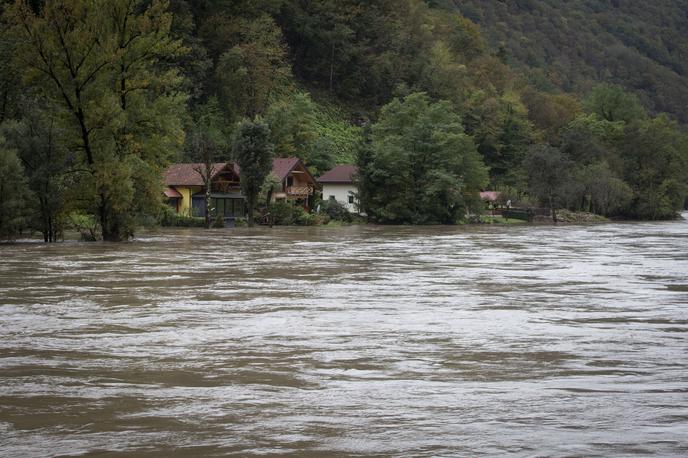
left=1, top=103, right=72, bottom=242
left=0, top=136, right=32, bottom=240
left=6, top=0, right=187, bottom=241
left=358, top=92, right=488, bottom=224
left=232, top=118, right=274, bottom=227
left=523, top=145, right=573, bottom=222
left=188, top=98, right=227, bottom=228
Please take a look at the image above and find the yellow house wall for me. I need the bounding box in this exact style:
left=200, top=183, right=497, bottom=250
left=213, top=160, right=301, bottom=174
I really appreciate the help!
left=175, top=186, right=202, bottom=215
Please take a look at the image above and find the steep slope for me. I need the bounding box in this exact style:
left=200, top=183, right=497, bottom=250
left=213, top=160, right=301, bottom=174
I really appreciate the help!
left=448, top=0, right=688, bottom=122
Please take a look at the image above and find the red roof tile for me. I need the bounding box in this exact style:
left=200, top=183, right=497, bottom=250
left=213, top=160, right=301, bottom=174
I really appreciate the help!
left=167, top=157, right=314, bottom=187
left=270, top=157, right=301, bottom=180
left=233, top=157, right=304, bottom=181
left=318, top=165, right=358, bottom=183
left=164, top=187, right=182, bottom=198
left=164, top=163, right=231, bottom=186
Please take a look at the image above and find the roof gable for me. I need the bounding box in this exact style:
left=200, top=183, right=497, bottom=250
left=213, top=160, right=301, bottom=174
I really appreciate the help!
left=164, top=163, right=233, bottom=186
left=233, top=157, right=317, bottom=185
left=318, top=165, right=358, bottom=183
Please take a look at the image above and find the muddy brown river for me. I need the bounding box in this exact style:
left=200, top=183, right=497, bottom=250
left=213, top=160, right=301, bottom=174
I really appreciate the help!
left=1, top=218, right=688, bottom=456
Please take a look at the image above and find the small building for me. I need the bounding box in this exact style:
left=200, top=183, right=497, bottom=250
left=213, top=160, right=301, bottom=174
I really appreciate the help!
left=164, top=162, right=245, bottom=218
left=264, top=157, right=319, bottom=209
left=318, top=165, right=359, bottom=212
left=164, top=157, right=319, bottom=217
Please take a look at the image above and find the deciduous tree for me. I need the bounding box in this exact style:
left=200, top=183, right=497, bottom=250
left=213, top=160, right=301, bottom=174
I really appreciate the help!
left=232, top=118, right=274, bottom=227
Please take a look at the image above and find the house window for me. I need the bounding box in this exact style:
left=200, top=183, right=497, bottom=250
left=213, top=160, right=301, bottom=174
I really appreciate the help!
left=329, top=195, right=336, bottom=200
left=348, top=194, right=354, bottom=204
left=286, top=176, right=294, bottom=187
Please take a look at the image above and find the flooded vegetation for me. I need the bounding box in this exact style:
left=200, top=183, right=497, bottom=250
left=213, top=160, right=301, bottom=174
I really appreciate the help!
left=1, top=218, right=688, bottom=456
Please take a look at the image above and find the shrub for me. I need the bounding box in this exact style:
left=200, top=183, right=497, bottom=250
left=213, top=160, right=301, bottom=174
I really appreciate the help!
left=67, top=211, right=99, bottom=241
left=321, top=199, right=352, bottom=222
left=212, top=215, right=225, bottom=228
left=158, top=206, right=206, bottom=227
left=268, top=201, right=295, bottom=225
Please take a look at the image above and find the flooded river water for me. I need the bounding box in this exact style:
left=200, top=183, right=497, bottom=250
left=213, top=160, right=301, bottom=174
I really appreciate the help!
left=1, top=218, right=687, bottom=456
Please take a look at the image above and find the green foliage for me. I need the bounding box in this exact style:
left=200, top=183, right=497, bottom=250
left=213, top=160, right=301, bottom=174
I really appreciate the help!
left=266, top=92, right=361, bottom=172
left=571, top=162, right=632, bottom=217
left=1, top=103, right=71, bottom=242
left=66, top=211, right=98, bottom=241
left=268, top=200, right=295, bottom=225
left=523, top=145, right=573, bottom=221
left=451, top=1, right=688, bottom=123
left=158, top=205, right=205, bottom=227
left=267, top=201, right=325, bottom=226
left=2, top=0, right=687, bottom=239
left=232, top=117, right=274, bottom=226
left=0, top=139, right=32, bottom=240
left=215, top=15, right=292, bottom=120
left=320, top=199, right=352, bottom=222
left=6, top=0, right=187, bottom=241
left=619, top=116, right=688, bottom=220
left=358, top=93, right=488, bottom=224
left=585, top=84, right=647, bottom=124
left=212, top=214, right=225, bottom=228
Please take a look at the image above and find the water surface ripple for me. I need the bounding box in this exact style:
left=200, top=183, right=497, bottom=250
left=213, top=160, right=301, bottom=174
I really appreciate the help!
left=1, top=218, right=688, bottom=456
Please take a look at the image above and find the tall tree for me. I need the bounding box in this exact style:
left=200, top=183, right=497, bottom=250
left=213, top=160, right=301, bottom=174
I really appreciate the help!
left=232, top=118, right=274, bottom=227
left=188, top=98, right=226, bottom=228
left=585, top=84, right=647, bottom=124
left=6, top=0, right=187, bottom=241
left=215, top=15, right=292, bottom=120
left=523, top=145, right=573, bottom=222
left=0, top=136, right=32, bottom=240
left=1, top=102, right=73, bottom=242
left=619, top=116, right=688, bottom=220
left=358, top=92, right=488, bottom=224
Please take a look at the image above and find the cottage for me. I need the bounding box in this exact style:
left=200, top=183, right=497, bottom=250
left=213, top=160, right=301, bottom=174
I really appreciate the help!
left=318, top=165, right=359, bottom=212
left=164, top=162, right=244, bottom=218
left=164, top=157, right=318, bottom=217
left=265, top=157, right=319, bottom=209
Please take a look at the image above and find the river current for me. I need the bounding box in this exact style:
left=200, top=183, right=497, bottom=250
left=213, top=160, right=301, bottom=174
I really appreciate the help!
left=1, top=217, right=687, bottom=456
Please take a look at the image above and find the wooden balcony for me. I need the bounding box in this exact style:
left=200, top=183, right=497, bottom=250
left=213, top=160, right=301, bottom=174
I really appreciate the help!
left=286, top=185, right=314, bottom=197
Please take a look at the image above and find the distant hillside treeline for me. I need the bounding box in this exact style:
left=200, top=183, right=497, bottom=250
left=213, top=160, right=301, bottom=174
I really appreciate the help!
left=446, top=0, right=688, bottom=123
left=0, top=0, right=686, bottom=241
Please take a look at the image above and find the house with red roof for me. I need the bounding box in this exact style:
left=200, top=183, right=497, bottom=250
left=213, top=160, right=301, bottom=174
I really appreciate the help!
left=164, top=157, right=319, bottom=217
left=262, top=157, right=319, bottom=209
left=164, top=162, right=244, bottom=217
left=318, top=165, right=359, bottom=213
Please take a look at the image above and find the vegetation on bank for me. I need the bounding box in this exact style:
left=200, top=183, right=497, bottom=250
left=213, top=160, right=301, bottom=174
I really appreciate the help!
left=0, top=0, right=686, bottom=241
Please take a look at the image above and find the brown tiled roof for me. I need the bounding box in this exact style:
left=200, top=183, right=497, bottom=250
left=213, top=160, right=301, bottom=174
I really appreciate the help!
left=164, top=187, right=182, bottom=198
left=271, top=157, right=301, bottom=180
left=233, top=157, right=305, bottom=181
left=168, top=157, right=314, bottom=186
left=164, top=163, right=230, bottom=186
left=318, top=165, right=358, bottom=183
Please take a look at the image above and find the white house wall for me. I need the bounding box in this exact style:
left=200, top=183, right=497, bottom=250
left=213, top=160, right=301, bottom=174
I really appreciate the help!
left=322, top=183, right=358, bottom=212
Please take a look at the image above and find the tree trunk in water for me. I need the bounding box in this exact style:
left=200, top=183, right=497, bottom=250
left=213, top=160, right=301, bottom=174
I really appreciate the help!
left=205, top=186, right=211, bottom=229
left=549, top=193, right=557, bottom=223
left=247, top=195, right=255, bottom=227
left=100, top=194, right=123, bottom=242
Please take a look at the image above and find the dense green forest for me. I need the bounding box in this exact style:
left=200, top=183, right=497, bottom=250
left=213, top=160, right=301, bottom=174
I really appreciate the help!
left=448, top=0, right=688, bottom=123
left=0, top=0, right=686, bottom=240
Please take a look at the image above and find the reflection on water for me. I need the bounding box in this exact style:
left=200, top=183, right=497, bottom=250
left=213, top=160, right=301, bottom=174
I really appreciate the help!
left=1, top=217, right=688, bottom=456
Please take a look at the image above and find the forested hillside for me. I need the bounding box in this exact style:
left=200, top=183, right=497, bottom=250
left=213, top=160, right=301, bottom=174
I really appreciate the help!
left=0, top=0, right=686, bottom=241
left=448, top=0, right=688, bottom=123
